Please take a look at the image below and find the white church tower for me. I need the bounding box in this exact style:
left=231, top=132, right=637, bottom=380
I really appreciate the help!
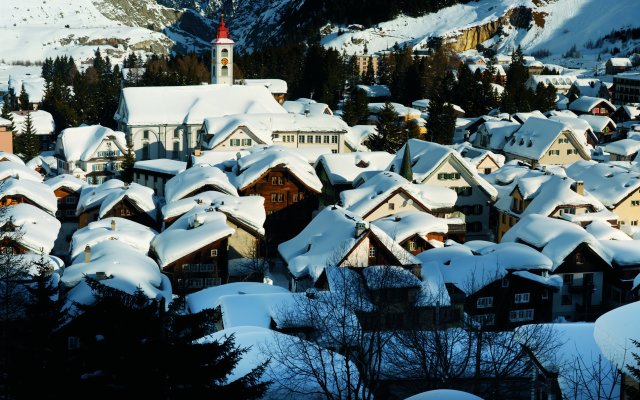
left=211, top=15, right=234, bottom=85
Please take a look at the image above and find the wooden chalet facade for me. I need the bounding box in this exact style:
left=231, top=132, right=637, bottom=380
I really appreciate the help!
left=79, top=197, right=158, bottom=230
left=54, top=185, right=80, bottom=221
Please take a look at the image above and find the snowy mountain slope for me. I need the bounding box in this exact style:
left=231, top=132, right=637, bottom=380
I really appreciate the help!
left=320, top=0, right=640, bottom=58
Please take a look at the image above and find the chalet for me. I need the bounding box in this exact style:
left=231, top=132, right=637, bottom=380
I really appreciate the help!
left=605, top=138, right=640, bottom=161
left=0, top=152, right=22, bottom=165
left=511, top=110, right=547, bottom=125
left=598, top=239, right=640, bottom=302
left=473, top=120, right=521, bottom=153
left=230, top=146, right=322, bottom=247
left=548, top=115, right=599, bottom=147
left=283, top=99, right=333, bottom=116
left=314, top=151, right=394, bottom=207
left=357, top=84, right=391, bottom=101
left=199, top=113, right=350, bottom=153
left=0, top=160, right=43, bottom=182
left=524, top=58, right=544, bottom=75
left=0, top=177, right=58, bottom=216
left=0, top=203, right=61, bottom=255
left=55, top=125, right=127, bottom=184
left=45, top=174, right=86, bottom=221
left=151, top=208, right=233, bottom=293
left=605, top=57, right=632, bottom=75
left=133, top=159, right=186, bottom=197
left=184, top=282, right=289, bottom=315
left=371, top=211, right=450, bottom=254
left=12, top=110, right=55, bottom=151
left=612, top=72, right=640, bottom=104
left=368, top=103, right=421, bottom=123
left=566, top=79, right=611, bottom=102
left=114, top=84, right=286, bottom=161
left=611, top=104, right=640, bottom=123
left=503, top=215, right=618, bottom=321
left=569, top=96, right=616, bottom=116
left=388, top=140, right=498, bottom=239
left=450, top=142, right=505, bottom=174
left=76, top=180, right=158, bottom=229
left=493, top=174, right=615, bottom=241
left=578, top=115, right=617, bottom=142
left=162, top=191, right=266, bottom=276
left=503, top=117, right=591, bottom=166
left=164, top=164, right=237, bottom=204
left=278, top=205, right=420, bottom=292
left=565, top=160, right=640, bottom=227
left=240, top=79, right=288, bottom=104
left=526, top=75, right=576, bottom=95
left=345, top=125, right=377, bottom=151
left=417, top=242, right=561, bottom=330
left=0, top=118, right=12, bottom=153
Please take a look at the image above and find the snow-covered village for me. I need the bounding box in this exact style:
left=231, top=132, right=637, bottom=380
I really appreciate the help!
left=2, top=0, right=640, bottom=399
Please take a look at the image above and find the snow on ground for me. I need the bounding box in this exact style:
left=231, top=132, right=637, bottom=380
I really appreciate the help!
left=405, top=390, right=483, bottom=400
left=595, top=301, right=640, bottom=375
left=185, top=282, right=289, bottom=314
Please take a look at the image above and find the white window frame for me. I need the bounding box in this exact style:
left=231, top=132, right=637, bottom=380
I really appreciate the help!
left=476, top=297, right=493, bottom=309
left=514, top=293, right=530, bottom=304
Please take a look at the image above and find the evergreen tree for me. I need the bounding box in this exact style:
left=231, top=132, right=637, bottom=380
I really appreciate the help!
left=534, top=82, right=557, bottom=112
left=18, top=84, right=29, bottom=111
left=1, top=95, right=16, bottom=133
left=626, top=339, right=640, bottom=399
left=365, top=102, right=405, bottom=152
left=120, top=141, right=136, bottom=183
left=427, top=78, right=457, bottom=145
left=399, top=143, right=413, bottom=181
left=501, top=46, right=533, bottom=113
left=18, top=112, right=40, bottom=161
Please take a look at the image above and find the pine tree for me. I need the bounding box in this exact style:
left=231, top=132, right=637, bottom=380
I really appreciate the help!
left=18, top=84, right=29, bottom=111
left=120, top=141, right=136, bottom=183
left=365, top=102, right=405, bottom=153
left=427, top=78, right=457, bottom=145
left=501, top=46, right=532, bottom=113
left=18, top=112, right=40, bottom=161
left=1, top=95, right=16, bottom=133
left=399, top=143, right=413, bottom=182
left=626, top=339, right=640, bottom=399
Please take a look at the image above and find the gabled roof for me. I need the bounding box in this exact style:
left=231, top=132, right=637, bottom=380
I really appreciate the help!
left=578, top=114, right=616, bottom=132
left=0, top=161, right=43, bottom=182
left=231, top=146, right=322, bottom=193
left=56, top=125, right=127, bottom=162
left=133, top=159, right=186, bottom=176
left=571, top=79, right=609, bottom=97
left=564, top=160, right=640, bottom=208
left=450, top=142, right=505, bottom=168
left=476, top=120, right=521, bottom=151
left=371, top=211, right=449, bottom=243
left=151, top=208, right=234, bottom=268
left=504, top=117, right=589, bottom=161
left=0, top=203, right=60, bottom=254
left=388, top=139, right=497, bottom=200
left=76, top=180, right=157, bottom=220
left=0, top=177, right=57, bottom=215
left=242, top=79, right=288, bottom=94
left=12, top=110, right=55, bottom=135
left=161, top=190, right=266, bottom=235
left=357, top=84, right=391, bottom=98
left=569, top=96, right=616, bottom=113
left=315, top=151, right=394, bottom=186
left=512, top=110, right=546, bottom=123
left=368, top=102, right=420, bottom=117
left=339, top=171, right=457, bottom=217
left=605, top=138, right=640, bottom=156
left=0, top=152, right=24, bottom=165
left=185, top=282, right=289, bottom=314
left=282, top=100, right=332, bottom=116
left=165, top=164, right=238, bottom=204
left=115, top=84, right=286, bottom=126
left=607, top=57, right=632, bottom=67
left=70, top=217, right=157, bottom=260
left=44, top=173, right=86, bottom=193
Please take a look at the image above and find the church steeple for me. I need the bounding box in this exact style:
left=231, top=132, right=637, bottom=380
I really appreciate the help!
left=211, top=14, right=234, bottom=85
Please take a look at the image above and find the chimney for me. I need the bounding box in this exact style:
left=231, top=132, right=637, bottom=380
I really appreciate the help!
left=394, top=215, right=401, bottom=222
left=194, top=148, right=201, bottom=157
left=84, top=245, right=91, bottom=263
left=95, top=271, right=107, bottom=281
left=110, top=219, right=116, bottom=231
left=574, top=180, right=585, bottom=195
left=355, top=222, right=366, bottom=238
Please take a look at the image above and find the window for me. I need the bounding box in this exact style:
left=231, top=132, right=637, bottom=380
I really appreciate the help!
left=388, top=202, right=395, bottom=210
left=271, top=176, right=284, bottom=185
left=633, top=220, right=639, bottom=226
left=510, top=309, right=534, bottom=322
left=323, top=135, right=330, bottom=144
left=474, top=314, right=495, bottom=326
left=542, top=289, right=549, bottom=300
left=477, top=297, right=493, bottom=308
left=119, top=208, right=132, bottom=217
left=292, top=193, right=298, bottom=203
left=221, top=48, right=229, bottom=58
left=331, top=135, right=338, bottom=144
left=210, top=249, right=218, bottom=257
left=563, top=274, right=573, bottom=285
left=307, top=135, right=313, bottom=143
left=221, top=66, right=229, bottom=77
left=188, top=279, right=204, bottom=289
left=514, top=293, right=530, bottom=304
left=230, top=139, right=241, bottom=146
left=143, top=130, right=150, bottom=140
left=315, top=135, right=322, bottom=144
left=502, top=277, right=509, bottom=288
left=299, top=135, right=305, bottom=143
left=408, top=241, right=417, bottom=251
left=331, top=149, right=338, bottom=154
left=173, top=141, right=180, bottom=159
left=473, top=204, right=483, bottom=215
left=484, top=168, right=492, bottom=174
left=454, top=186, right=472, bottom=196
left=65, top=196, right=76, bottom=204
left=548, top=149, right=560, bottom=156
left=368, top=247, right=376, bottom=257
left=205, top=277, right=222, bottom=287
left=632, top=201, right=640, bottom=207
left=173, top=129, right=180, bottom=139
left=270, top=193, right=285, bottom=203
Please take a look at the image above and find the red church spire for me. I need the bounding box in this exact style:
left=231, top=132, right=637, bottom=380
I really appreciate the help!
left=216, top=14, right=230, bottom=40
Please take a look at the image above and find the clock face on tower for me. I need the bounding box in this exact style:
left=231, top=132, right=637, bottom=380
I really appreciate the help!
left=221, top=58, right=229, bottom=66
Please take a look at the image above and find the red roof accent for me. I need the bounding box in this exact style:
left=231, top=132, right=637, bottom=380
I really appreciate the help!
left=216, top=14, right=231, bottom=40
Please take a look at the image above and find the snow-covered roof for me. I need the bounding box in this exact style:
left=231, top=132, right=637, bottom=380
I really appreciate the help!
left=116, top=84, right=286, bottom=126
left=406, top=390, right=483, bottom=400
left=278, top=205, right=418, bottom=281
left=501, top=214, right=610, bottom=270
left=70, top=217, right=157, bottom=260
left=371, top=211, right=449, bottom=243
left=528, top=323, right=618, bottom=400
left=63, top=241, right=172, bottom=310
left=56, top=125, right=127, bottom=162
left=164, top=164, right=238, bottom=204
left=11, top=110, right=54, bottom=134
left=578, top=114, right=615, bottom=133
left=0, top=161, right=43, bottom=182
left=571, top=79, right=609, bottom=97
left=604, top=138, right=640, bottom=156
left=339, top=171, right=457, bottom=216
left=387, top=139, right=497, bottom=200
left=216, top=292, right=303, bottom=329
left=527, top=75, right=576, bottom=89
left=231, top=146, right=322, bottom=192
left=512, top=110, right=546, bottom=123
left=345, top=125, right=376, bottom=151
left=504, top=117, right=588, bottom=161
left=546, top=110, right=578, bottom=119
left=0, top=203, right=60, bottom=254
left=600, top=239, right=640, bottom=268
left=368, top=102, right=420, bottom=117
left=185, top=282, right=289, bottom=314
left=564, top=160, right=640, bottom=208
left=282, top=100, right=332, bottom=116
left=161, top=191, right=265, bottom=234
left=76, top=179, right=157, bottom=219
left=595, top=301, right=640, bottom=376
left=44, top=173, right=86, bottom=193
left=26, top=154, right=56, bottom=176
left=0, top=152, right=24, bottom=165
left=0, top=177, right=57, bottom=215
left=151, top=208, right=234, bottom=268
left=477, top=120, right=521, bottom=151
left=315, top=151, right=394, bottom=186
left=357, top=84, right=391, bottom=98
left=450, top=142, right=505, bottom=168
left=608, top=57, right=632, bottom=67
left=241, top=78, right=288, bottom=94
left=191, top=150, right=249, bottom=168
left=569, top=96, right=615, bottom=113
left=202, top=113, right=348, bottom=149
left=133, top=159, right=186, bottom=175
left=548, top=115, right=594, bottom=141
left=586, top=220, right=630, bottom=241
